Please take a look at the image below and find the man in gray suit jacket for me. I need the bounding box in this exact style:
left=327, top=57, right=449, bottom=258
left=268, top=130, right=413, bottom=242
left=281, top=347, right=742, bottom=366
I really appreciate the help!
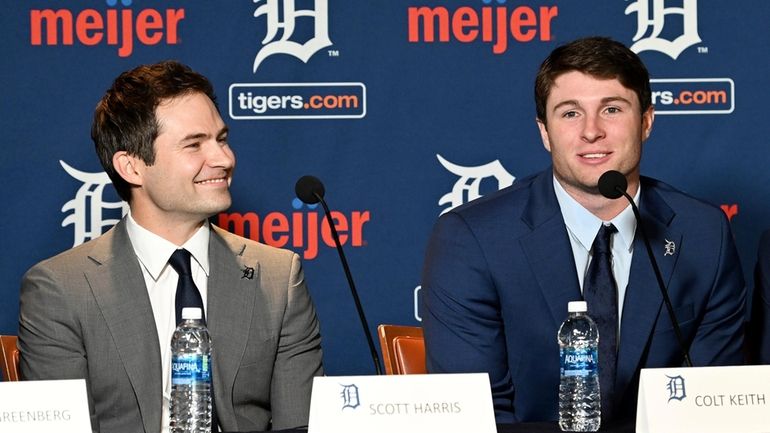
left=19, top=61, right=323, bottom=432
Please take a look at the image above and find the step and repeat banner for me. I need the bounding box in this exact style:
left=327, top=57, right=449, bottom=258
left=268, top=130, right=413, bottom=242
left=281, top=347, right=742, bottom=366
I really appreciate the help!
left=1, top=1, right=769, bottom=375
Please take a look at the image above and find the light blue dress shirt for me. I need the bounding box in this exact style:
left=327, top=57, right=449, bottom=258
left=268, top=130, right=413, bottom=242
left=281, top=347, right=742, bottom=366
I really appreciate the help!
left=552, top=177, right=639, bottom=331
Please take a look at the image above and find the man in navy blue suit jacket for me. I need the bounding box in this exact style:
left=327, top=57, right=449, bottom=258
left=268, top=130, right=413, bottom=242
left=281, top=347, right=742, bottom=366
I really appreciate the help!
left=421, top=37, right=746, bottom=425
left=752, top=230, right=770, bottom=363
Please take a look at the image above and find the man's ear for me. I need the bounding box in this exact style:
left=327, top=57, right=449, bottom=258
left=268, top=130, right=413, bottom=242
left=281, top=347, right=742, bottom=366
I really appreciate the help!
left=642, top=106, right=655, bottom=141
left=112, top=151, right=143, bottom=187
left=537, top=118, right=552, bottom=153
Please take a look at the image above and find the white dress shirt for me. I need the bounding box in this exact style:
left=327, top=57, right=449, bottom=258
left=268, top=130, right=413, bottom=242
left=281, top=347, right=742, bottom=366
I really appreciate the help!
left=125, top=213, right=211, bottom=433
left=552, top=176, right=639, bottom=330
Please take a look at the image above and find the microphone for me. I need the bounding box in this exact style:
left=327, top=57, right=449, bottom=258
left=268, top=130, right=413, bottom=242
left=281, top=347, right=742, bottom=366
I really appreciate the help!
left=294, top=175, right=383, bottom=375
left=597, top=170, right=626, bottom=200
left=597, top=170, right=693, bottom=367
left=295, top=175, right=325, bottom=205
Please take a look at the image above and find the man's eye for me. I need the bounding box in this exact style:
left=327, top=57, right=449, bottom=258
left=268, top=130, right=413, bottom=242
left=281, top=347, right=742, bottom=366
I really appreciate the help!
left=562, top=111, right=578, bottom=118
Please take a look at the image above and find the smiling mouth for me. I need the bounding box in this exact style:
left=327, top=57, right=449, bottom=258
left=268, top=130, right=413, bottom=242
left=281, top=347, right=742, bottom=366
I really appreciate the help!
left=580, top=153, right=610, bottom=159
left=195, top=177, right=228, bottom=185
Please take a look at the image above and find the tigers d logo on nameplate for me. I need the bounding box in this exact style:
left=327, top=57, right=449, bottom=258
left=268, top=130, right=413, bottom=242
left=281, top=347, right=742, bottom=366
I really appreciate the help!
left=636, top=365, right=770, bottom=433
left=308, top=373, right=496, bottom=433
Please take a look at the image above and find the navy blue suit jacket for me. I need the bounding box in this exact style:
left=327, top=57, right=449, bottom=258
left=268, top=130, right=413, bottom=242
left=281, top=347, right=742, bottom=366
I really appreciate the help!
left=421, top=168, right=746, bottom=424
left=752, top=230, right=770, bottom=363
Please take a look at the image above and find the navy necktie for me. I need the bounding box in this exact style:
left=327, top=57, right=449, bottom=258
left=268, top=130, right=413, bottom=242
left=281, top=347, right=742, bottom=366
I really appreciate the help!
left=168, top=249, right=205, bottom=325
left=583, top=223, right=618, bottom=422
left=168, top=249, right=218, bottom=430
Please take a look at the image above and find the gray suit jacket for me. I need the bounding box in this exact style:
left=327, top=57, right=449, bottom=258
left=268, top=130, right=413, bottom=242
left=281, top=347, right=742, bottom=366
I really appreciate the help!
left=19, top=219, right=323, bottom=432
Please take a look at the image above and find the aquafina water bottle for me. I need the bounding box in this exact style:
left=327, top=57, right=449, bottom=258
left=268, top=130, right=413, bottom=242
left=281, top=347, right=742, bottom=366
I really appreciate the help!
left=558, top=301, right=601, bottom=432
left=170, top=307, right=212, bottom=433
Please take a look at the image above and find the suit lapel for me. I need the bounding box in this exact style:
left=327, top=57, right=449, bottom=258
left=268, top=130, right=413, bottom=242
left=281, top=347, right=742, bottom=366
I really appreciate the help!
left=616, top=182, right=681, bottom=398
left=85, top=221, right=162, bottom=433
left=519, top=170, right=583, bottom=327
left=206, top=227, right=258, bottom=426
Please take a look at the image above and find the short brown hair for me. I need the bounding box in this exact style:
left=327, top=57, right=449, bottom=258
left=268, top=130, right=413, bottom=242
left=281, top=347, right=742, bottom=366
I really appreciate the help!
left=534, top=36, right=651, bottom=124
left=91, top=60, right=217, bottom=201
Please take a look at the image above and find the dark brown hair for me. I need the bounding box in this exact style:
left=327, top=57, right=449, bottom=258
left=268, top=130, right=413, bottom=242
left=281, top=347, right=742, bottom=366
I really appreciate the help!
left=535, top=36, right=651, bottom=124
left=91, top=60, right=217, bottom=201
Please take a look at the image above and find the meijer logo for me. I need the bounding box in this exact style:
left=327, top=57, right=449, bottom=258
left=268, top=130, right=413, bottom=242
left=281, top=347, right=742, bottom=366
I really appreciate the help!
left=30, top=0, right=185, bottom=57
left=217, top=201, right=370, bottom=260
left=408, top=0, right=559, bottom=54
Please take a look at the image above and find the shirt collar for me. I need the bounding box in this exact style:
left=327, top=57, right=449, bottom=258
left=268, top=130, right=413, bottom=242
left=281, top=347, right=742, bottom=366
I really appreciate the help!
left=125, top=212, right=211, bottom=280
left=553, top=176, right=639, bottom=253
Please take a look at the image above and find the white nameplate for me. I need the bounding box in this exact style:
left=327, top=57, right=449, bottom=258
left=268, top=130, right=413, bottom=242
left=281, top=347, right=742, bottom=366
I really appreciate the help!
left=637, top=365, right=770, bottom=433
left=0, top=379, right=91, bottom=433
left=308, top=373, right=496, bottom=433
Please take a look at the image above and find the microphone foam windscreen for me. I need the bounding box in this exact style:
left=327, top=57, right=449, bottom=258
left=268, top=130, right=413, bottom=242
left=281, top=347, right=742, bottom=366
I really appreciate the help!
left=598, top=170, right=627, bottom=199
left=295, top=175, right=325, bottom=204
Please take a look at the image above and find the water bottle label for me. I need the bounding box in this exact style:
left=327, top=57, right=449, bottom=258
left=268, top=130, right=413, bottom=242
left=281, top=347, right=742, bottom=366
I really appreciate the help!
left=171, top=354, right=211, bottom=385
left=560, top=347, right=598, bottom=377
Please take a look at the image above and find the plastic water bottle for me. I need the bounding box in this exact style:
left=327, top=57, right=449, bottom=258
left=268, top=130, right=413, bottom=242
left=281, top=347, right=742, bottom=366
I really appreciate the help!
left=558, top=301, right=601, bottom=432
left=170, top=307, right=212, bottom=433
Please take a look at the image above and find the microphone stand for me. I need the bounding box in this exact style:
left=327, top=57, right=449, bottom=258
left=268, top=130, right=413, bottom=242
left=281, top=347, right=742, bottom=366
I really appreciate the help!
left=616, top=187, right=693, bottom=367
left=314, top=191, right=383, bottom=375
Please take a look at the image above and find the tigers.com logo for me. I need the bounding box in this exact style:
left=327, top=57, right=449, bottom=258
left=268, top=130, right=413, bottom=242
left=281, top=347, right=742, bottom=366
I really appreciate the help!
left=229, top=83, right=366, bottom=120
left=231, top=0, right=367, bottom=120
left=651, top=79, right=734, bottom=115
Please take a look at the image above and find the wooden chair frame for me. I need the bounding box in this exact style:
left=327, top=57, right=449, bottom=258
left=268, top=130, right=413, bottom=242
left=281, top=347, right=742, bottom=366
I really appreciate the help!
left=377, top=324, right=426, bottom=375
left=0, top=335, right=20, bottom=381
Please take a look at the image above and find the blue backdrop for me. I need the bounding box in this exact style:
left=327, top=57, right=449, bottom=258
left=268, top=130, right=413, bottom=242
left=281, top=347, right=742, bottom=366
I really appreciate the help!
left=2, top=0, right=769, bottom=376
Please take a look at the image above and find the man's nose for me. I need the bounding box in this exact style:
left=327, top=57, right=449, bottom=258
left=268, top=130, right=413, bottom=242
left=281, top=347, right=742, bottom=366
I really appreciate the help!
left=581, top=114, right=606, bottom=143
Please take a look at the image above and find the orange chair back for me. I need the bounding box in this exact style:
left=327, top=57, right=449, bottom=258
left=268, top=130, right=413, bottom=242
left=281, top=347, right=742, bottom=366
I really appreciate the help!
left=377, top=324, right=426, bottom=375
left=0, top=335, right=20, bottom=381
